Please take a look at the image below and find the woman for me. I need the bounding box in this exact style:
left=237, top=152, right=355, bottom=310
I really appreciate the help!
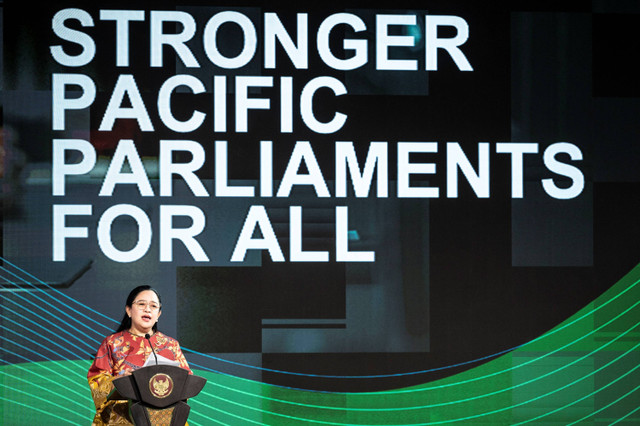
left=88, top=285, right=191, bottom=425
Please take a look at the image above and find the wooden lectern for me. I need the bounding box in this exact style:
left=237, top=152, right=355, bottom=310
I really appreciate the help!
left=109, top=365, right=206, bottom=426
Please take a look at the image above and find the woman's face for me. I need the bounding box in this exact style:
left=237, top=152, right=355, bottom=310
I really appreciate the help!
left=125, top=290, right=162, bottom=335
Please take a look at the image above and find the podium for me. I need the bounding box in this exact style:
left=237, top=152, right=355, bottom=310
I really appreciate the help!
left=110, top=365, right=206, bottom=426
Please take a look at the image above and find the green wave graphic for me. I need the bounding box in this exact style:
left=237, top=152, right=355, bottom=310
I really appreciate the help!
left=1, top=264, right=639, bottom=425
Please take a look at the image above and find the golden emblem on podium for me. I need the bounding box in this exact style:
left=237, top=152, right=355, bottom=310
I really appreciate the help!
left=149, top=373, right=174, bottom=399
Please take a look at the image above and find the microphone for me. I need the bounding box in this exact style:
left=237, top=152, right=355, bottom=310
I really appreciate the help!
left=145, top=333, right=158, bottom=366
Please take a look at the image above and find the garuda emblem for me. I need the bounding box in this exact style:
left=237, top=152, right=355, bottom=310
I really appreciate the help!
left=149, top=373, right=174, bottom=399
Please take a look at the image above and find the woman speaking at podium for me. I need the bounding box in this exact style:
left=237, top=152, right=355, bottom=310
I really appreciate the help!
left=87, top=285, right=192, bottom=425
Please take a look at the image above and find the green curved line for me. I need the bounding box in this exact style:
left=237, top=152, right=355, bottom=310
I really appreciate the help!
left=566, top=382, right=640, bottom=425
left=194, top=318, right=640, bottom=414
left=610, top=404, right=640, bottom=425
left=2, top=266, right=638, bottom=425
left=0, top=369, right=88, bottom=411
left=190, top=339, right=639, bottom=426
left=0, top=337, right=91, bottom=394
left=511, top=344, right=640, bottom=425
left=189, top=398, right=264, bottom=425
left=384, top=296, right=639, bottom=394
left=345, top=273, right=640, bottom=396
left=190, top=295, right=640, bottom=412
left=184, top=400, right=233, bottom=425
left=193, top=390, right=373, bottom=426
left=0, top=396, right=79, bottom=425
left=191, top=272, right=640, bottom=404
left=186, top=325, right=639, bottom=425
left=0, top=323, right=93, bottom=385
left=0, top=384, right=89, bottom=422
left=444, top=340, right=640, bottom=426
left=173, top=267, right=640, bottom=424
left=0, top=285, right=97, bottom=353
left=182, top=270, right=640, bottom=425
left=0, top=298, right=94, bottom=359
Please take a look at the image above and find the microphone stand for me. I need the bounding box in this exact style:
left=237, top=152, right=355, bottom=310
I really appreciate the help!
left=145, top=333, right=159, bottom=366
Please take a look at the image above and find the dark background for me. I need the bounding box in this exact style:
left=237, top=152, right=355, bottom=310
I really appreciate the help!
left=2, top=0, right=639, bottom=393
